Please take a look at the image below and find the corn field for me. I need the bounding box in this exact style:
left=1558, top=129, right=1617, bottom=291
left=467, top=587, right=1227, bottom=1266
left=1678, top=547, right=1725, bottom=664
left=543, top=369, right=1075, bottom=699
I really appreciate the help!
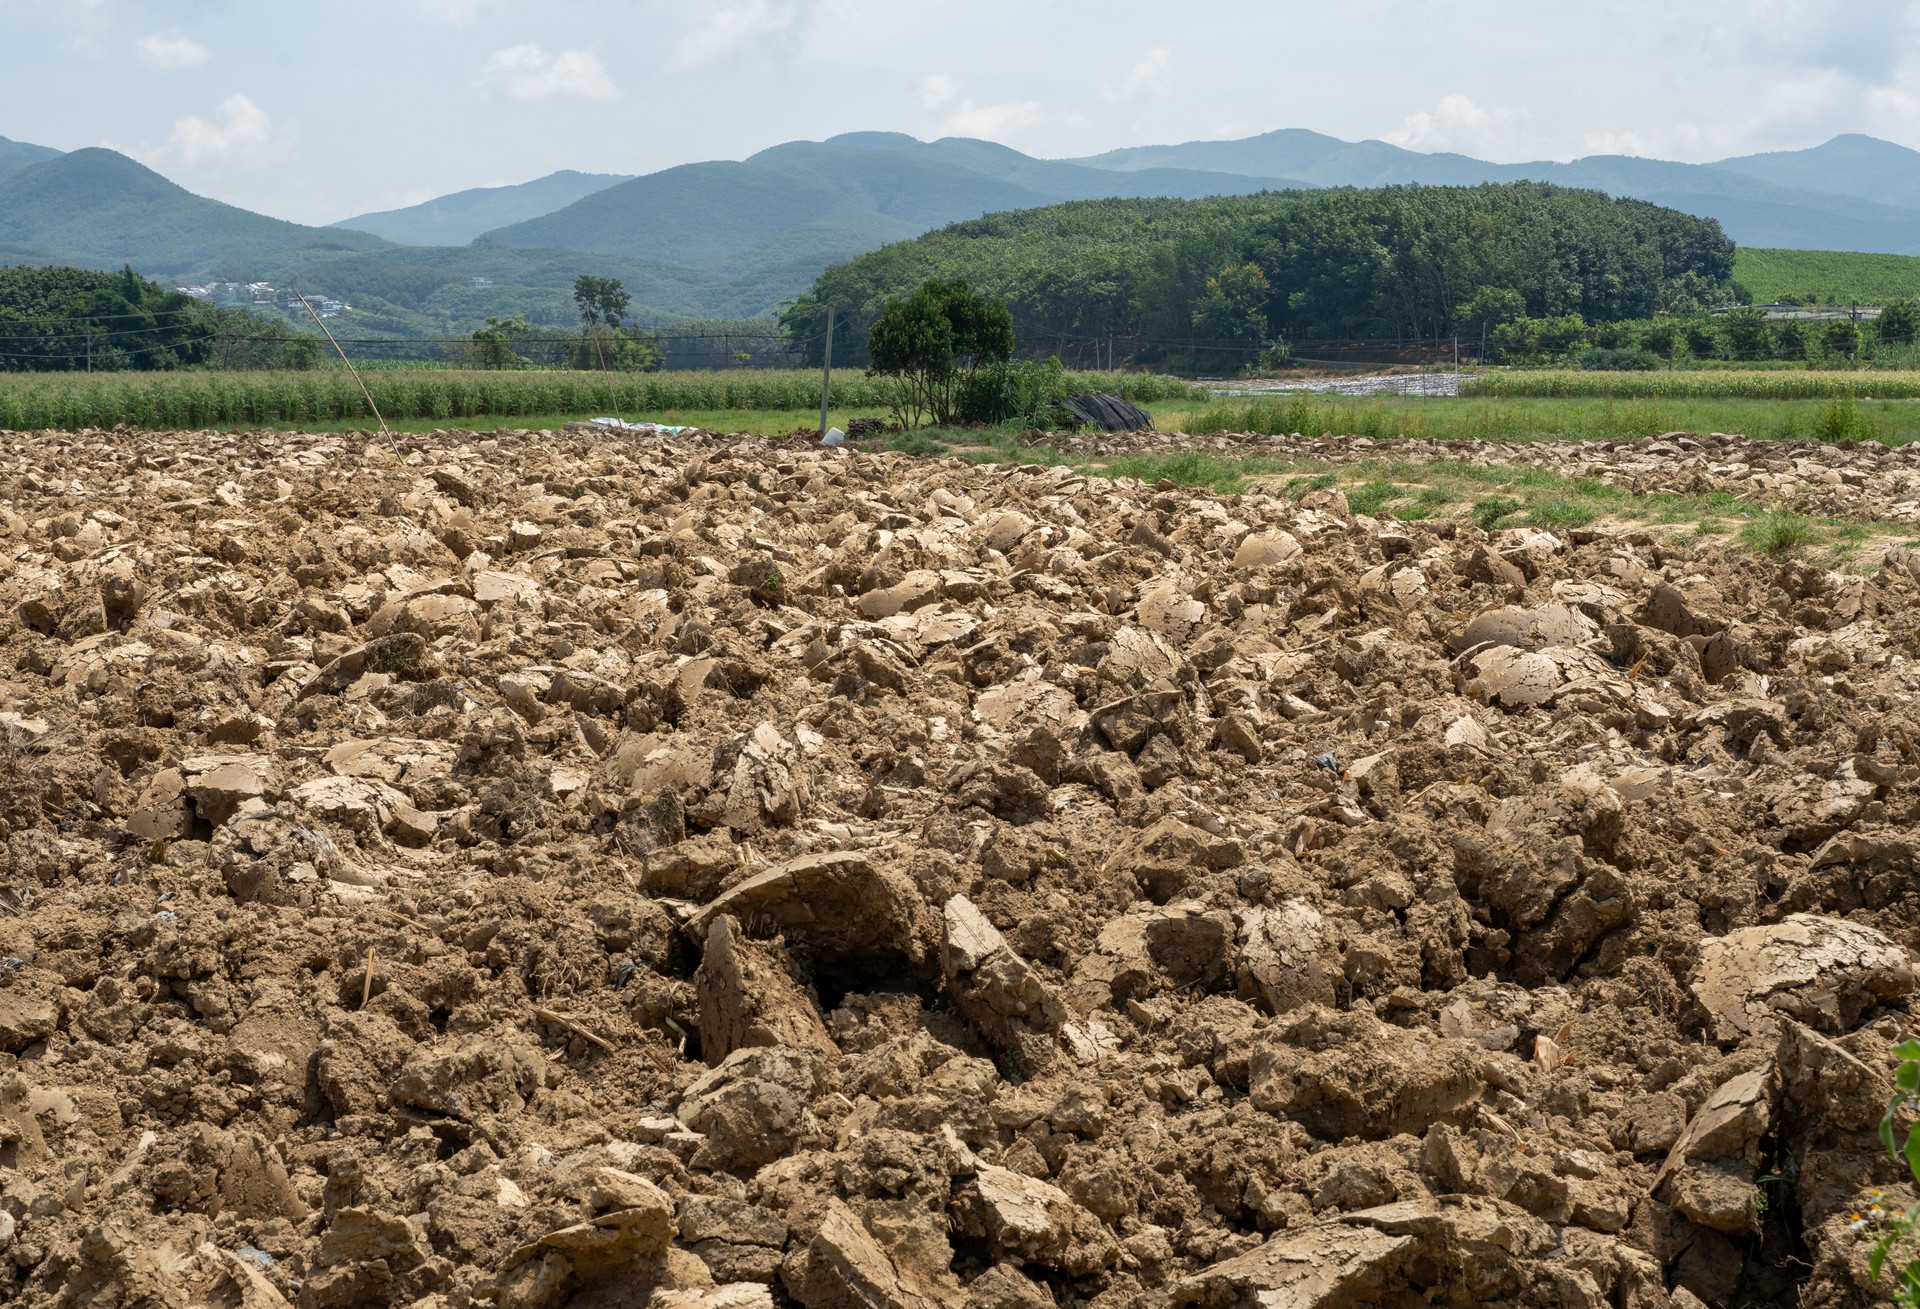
left=1461, top=369, right=1920, bottom=400
left=0, top=368, right=1199, bottom=431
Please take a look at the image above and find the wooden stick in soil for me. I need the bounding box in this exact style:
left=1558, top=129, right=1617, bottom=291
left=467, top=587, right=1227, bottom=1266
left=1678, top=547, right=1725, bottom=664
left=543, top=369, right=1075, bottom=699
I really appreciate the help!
left=294, top=293, right=396, bottom=452
left=361, top=946, right=375, bottom=1009
left=536, top=1007, right=616, bottom=1053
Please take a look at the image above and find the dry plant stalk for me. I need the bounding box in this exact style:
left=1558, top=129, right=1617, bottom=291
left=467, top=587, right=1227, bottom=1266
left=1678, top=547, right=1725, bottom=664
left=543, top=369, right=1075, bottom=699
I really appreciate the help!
left=535, top=1007, right=616, bottom=1053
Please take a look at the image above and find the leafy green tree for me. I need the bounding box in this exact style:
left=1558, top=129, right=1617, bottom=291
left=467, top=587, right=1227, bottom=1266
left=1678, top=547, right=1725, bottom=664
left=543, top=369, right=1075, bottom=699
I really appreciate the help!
left=1492, top=313, right=1587, bottom=363
left=1683, top=321, right=1720, bottom=358
left=1192, top=262, right=1271, bottom=350
left=1881, top=298, right=1918, bottom=345
left=1455, top=287, right=1526, bottom=339
left=1639, top=319, right=1681, bottom=358
left=282, top=336, right=321, bottom=370
left=1772, top=320, right=1808, bottom=361
left=1824, top=317, right=1862, bottom=361
left=866, top=278, right=1014, bottom=428
left=470, top=315, right=532, bottom=369
left=1721, top=305, right=1772, bottom=360
left=572, top=275, right=631, bottom=329
left=567, top=325, right=661, bottom=372
left=568, top=276, right=648, bottom=371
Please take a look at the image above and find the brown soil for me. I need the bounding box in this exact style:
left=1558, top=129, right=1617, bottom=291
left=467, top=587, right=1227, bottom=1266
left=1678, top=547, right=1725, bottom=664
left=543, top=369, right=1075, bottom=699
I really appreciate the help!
left=4, top=425, right=1920, bottom=1308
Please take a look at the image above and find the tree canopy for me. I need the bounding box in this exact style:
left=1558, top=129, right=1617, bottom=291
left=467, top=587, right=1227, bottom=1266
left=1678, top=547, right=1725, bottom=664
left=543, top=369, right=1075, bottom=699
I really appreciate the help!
left=866, top=277, right=1014, bottom=427
left=0, top=263, right=312, bottom=371
left=781, top=182, right=1736, bottom=368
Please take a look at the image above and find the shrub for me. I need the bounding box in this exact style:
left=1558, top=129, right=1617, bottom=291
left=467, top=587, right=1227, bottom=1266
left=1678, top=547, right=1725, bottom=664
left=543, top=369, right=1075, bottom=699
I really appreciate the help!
left=959, top=357, right=1070, bottom=426
left=1577, top=347, right=1661, bottom=371
left=1813, top=395, right=1879, bottom=443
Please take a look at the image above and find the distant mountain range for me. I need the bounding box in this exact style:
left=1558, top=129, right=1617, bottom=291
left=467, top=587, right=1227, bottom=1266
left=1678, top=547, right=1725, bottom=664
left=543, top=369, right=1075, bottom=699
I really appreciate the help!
left=0, top=134, right=61, bottom=183
left=330, top=170, right=632, bottom=246
left=1074, top=129, right=1920, bottom=254
left=3, top=127, right=1919, bottom=334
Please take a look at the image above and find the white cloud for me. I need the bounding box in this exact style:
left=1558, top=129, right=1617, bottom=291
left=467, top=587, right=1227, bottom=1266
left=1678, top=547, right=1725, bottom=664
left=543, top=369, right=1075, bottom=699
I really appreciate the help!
left=1384, top=95, right=1533, bottom=160
left=675, top=1, right=796, bottom=69
left=1108, top=46, right=1171, bottom=102
left=474, top=45, right=620, bottom=102
left=131, top=93, right=293, bottom=171
left=135, top=30, right=209, bottom=72
left=917, top=73, right=957, bottom=109
left=944, top=98, right=1045, bottom=139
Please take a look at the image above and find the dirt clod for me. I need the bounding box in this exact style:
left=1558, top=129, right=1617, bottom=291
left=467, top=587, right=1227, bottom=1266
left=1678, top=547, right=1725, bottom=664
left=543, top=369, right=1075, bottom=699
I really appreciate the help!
left=4, top=425, right=1920, bottom=1307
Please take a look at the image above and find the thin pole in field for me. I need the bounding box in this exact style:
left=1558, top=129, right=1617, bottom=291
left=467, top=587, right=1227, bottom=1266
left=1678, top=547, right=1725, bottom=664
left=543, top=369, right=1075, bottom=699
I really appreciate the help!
left=819, top=304, right=836, bottom=437
left=295, top=293, right=395, bottom=451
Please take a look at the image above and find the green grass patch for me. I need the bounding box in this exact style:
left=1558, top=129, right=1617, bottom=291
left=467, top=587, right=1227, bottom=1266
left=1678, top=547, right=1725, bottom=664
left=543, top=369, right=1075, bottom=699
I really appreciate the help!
left=1155, top=390, right=1920, bottom=446
left=1471, top=496, right=1523, bottom=530
left=1101, top=450, right=1269, bottom=493
left=1523, top=497, right=1599, bottom=530
left=1739, top=510, right=1823, bottom=556
left=1457, top=369, right=1920, bottom=401
left=1344, top=479, right=1399, bottom=516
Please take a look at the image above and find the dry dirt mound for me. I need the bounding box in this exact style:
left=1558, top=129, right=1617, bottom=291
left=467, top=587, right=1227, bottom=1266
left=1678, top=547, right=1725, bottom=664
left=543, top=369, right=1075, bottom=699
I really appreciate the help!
left=4, top=426, right=1920, bottom=1308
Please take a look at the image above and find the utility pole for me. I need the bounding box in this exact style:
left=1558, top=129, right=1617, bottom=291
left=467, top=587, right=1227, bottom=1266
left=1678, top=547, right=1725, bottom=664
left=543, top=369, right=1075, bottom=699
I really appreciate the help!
left=818, top=305, right=835, bottom=437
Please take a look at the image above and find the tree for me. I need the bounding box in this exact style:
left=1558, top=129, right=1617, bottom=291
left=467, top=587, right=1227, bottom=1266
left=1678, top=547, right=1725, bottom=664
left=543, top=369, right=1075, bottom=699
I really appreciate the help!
left=571, top=276, right=640, bottom=371
left=1491, top=312, right=1587, bottom=362
left=1191, top=262, right=1271, bottom=352
left=1721, top=305, right=1772, bottom=360
left=1823, top=317, right=1862, bottom=361
left=1455, top=286, right=1526, bottom=340
left=567, top=325, right=662, bottom=372
left=572, top=275, right=631, bottom=329
left=1639, top=319, right=1681, bottom=359
left=1772, top=320, right=1808, bottom=361
left=282, top=336, right=321, bottom=370
left=1682, top=321, right=1720, bottom=359
left=469, top=315, right=531, bottom=369
left=1881, top=298, right=1918, bottom=345
left=866, top=278, right=1014, bottom=428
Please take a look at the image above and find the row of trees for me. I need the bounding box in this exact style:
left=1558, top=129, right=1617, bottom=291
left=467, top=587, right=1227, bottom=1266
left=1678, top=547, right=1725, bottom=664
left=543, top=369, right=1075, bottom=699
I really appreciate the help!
left=782, top=182, right=1737, bottom=373
left=1489, top=300, right=1920, bottom=366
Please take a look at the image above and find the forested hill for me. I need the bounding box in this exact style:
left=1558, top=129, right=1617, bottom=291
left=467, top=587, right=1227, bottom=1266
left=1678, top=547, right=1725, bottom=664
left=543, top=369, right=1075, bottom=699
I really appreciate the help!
left=780, top=183, right=1736, bottom=364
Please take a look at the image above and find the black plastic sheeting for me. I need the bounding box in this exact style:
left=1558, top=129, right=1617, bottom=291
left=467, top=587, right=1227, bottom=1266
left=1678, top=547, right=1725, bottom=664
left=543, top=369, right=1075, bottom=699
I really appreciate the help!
left=1062, top=393, right=1154, bottom=432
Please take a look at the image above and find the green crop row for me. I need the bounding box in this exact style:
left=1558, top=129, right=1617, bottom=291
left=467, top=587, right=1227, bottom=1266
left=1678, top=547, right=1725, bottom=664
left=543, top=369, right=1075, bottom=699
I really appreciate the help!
left=0, top=368, right=1198, bottom=431
left=1459, top=369, right=1920, bottom=400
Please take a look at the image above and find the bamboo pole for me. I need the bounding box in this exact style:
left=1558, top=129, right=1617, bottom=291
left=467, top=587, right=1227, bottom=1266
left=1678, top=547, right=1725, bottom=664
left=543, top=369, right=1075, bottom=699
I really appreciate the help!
left=295, top=294, right=395, bottom=451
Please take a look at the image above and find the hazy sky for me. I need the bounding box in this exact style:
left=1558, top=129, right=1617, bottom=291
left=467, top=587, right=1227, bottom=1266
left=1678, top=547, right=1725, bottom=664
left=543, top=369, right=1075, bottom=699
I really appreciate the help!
left=4, top=0, right=1918, bottom=225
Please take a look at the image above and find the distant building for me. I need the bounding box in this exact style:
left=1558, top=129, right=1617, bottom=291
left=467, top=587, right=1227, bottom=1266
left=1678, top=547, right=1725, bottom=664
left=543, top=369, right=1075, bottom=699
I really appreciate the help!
left=468, top=277, right=494, bottom=289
